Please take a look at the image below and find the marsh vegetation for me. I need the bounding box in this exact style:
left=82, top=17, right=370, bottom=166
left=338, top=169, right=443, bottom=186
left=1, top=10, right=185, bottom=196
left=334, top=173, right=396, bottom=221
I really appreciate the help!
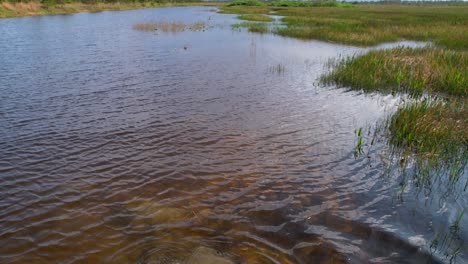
left=231, top=21, right=268, bottom=33
left=322, top=47, right=468, bottom=97
left=222, top=1, right=468, bottom=49
left=1, top=2, right=467, bottom=263
left=133, top=21, right=207, bottom=32
left=223, top=1, right=467, bottom=197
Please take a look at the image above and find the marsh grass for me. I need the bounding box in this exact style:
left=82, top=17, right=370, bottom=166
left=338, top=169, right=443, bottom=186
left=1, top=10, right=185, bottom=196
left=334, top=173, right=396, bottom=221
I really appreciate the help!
left=231, top=22, right=268, bottom=33
left=385, top=99, right=467, bottom=194
left=388, top=101, right=466, bottom=170
left=221, top=4, right=468, bottom=50
left=322, top=47, right=468, bottom=97
left=237, top=14, right=273, bottom=22
left=133, top=21, right=207, bottom=32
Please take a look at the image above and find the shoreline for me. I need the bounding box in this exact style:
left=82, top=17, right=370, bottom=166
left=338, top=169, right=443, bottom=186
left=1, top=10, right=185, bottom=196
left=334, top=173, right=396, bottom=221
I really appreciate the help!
left=0, top=1, right=223, bottom=19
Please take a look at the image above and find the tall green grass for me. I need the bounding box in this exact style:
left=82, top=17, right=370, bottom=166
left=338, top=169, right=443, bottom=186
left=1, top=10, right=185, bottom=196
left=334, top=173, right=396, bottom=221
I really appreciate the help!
left=322, top=47, right=468, bottom=97
left=388, top=100, right=467, bottom=190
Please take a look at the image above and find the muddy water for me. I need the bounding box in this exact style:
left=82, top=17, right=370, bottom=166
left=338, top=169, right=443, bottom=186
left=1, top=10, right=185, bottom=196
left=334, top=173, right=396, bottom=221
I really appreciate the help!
left=0, top=7, right=466, bottom=264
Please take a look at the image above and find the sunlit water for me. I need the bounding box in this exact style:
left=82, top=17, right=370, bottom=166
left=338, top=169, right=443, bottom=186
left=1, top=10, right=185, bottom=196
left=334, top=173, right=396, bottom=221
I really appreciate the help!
left=0, top=7, right=466, bottom=264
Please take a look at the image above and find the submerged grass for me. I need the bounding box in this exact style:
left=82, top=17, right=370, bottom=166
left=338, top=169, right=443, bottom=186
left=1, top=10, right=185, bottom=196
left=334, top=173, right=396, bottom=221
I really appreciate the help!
left=231, top=21, right=268, bottom=33
left=133, top=21, right=207, bottom=32
left=322, top=47, right=468, bottom=97
left=237, top=14, right=273, bottom=22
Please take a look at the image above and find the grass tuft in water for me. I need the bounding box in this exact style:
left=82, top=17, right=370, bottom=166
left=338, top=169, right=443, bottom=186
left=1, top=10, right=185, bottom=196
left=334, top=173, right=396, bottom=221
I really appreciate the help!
left=231, top=22, right=268, bottom=33
left=354, top=127, right=364, bottom=158
left=133, top=21, right=207, bottom=32
left=268, top=63, right=286, bottom=74
left=322, top=47, right=468, bottom=98
left=430, top=210, right=467, bottom=262
left=387, top=99, right=467, bottom=191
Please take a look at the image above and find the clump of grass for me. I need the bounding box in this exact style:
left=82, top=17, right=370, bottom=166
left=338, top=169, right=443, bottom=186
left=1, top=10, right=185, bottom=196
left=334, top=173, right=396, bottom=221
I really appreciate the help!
left=388, top=99, right=467, bottom=190
left=389, top=100, right=466, bottom=163
left=133, top=21, right=207, bottom=32
left=322, top=47, right=468, bottom=97
left=238, top=14, right=273, bottom=22
left=231, top=22, right=268, bottom=33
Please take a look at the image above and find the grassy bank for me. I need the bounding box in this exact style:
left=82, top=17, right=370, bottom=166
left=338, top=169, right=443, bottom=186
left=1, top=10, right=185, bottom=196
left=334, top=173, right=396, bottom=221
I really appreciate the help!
left=0, top=1, right=222, bottom=19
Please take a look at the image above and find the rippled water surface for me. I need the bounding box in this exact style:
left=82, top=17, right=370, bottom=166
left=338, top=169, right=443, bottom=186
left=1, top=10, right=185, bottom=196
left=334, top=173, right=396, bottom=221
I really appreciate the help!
left=0, top=7, right=466, bottom=264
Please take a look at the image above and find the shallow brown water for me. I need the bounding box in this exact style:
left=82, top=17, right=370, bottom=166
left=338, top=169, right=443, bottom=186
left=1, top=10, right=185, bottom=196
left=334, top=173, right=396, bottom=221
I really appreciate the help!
left=0, top=7, right=466, bottom=264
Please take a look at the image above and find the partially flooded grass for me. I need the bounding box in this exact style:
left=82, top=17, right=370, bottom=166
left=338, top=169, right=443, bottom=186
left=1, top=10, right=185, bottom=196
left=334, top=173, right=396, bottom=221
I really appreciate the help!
left=231, top=22, right=268, bottom=33
left=133, top=21, right=207, bottom=33
left=388, top=100, right=467, bottom=190
left=222, top=4, right=468, bottom=50
left=323, top=47, right=467, bottom=188
left=237, top=14, right=273, bottom=22
left=322, top=47, right=468, bottom=98
left=332, top=48, right=467, bottom=195
left=224, top=4, right=468, bottom=191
